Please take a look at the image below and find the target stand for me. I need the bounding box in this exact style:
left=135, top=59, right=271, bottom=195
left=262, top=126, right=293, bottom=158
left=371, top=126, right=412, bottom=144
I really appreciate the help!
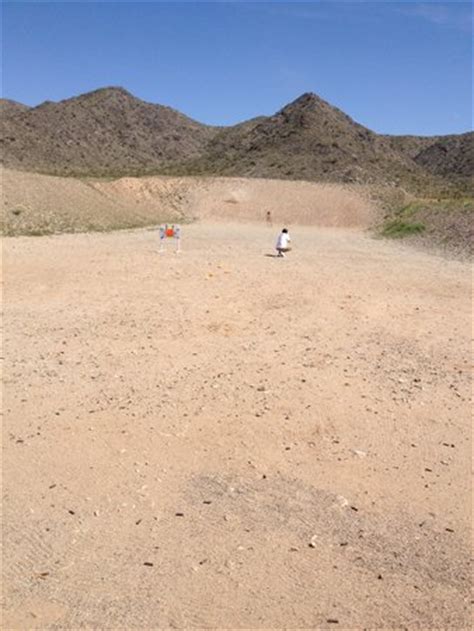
left=159, top=224, right=181, bottom=253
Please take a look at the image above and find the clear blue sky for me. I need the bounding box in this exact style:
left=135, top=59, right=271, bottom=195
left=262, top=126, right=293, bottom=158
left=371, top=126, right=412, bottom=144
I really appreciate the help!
left=2, top=1, right=472, bottom=135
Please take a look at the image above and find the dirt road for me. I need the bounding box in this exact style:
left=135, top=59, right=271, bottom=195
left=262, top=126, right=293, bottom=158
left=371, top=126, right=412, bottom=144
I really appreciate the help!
left=2, top=223, right=471, bottom=629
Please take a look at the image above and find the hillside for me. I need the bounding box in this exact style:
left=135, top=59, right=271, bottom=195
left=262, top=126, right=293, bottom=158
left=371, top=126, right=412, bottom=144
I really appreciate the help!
left=180, top=93, right=430, bottom=187
left=413, top=133, right=473, bottom=179
left=0, top=99, right=30, bottom=119
left=384, top=135, right=441, bottom=160
left=1, top=167, right=375, bottom=236
left=0, top=87, right=216, bottom=176
left=386, top=132, right=473, bottom=181
left=0, top=87, right=472, bottom=192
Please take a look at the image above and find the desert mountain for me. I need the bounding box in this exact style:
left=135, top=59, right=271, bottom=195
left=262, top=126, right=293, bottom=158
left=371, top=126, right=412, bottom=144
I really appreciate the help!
left=1, top=87, right=471, bottom=190
left=385, top=132, right=473, bottom=181
left=412, top=133, right=473, bottom=179
left=184, top=93, right=429, bottom=186
left=0, top=99, right=30, bottom=119
left=383, top=134, right=441, bottom=160
left=0, top=87, right=216, bottom=176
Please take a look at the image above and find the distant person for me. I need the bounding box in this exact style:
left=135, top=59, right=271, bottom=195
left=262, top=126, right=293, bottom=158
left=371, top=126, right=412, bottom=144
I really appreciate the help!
left=266, top=210, right=272, bottom=226
left=276, top=228, right=291, bottom=257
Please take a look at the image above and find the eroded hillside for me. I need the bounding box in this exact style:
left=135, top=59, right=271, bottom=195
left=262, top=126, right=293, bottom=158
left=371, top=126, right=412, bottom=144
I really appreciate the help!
left=1, top=168, right=376, bottom=236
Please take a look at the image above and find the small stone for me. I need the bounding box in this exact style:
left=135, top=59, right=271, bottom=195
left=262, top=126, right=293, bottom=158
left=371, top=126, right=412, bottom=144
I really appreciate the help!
left=309, top=535, right=318, bottom=548
left=335, top=495, right=349, bottom=508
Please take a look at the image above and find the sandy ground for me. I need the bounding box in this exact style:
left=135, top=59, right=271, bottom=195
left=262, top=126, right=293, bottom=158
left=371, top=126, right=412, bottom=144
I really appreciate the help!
left=2, top=222, right=471, bottom=629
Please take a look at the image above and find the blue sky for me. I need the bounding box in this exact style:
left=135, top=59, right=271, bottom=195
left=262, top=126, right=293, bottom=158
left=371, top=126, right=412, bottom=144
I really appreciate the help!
left=2, top=1, right=472, bottom=135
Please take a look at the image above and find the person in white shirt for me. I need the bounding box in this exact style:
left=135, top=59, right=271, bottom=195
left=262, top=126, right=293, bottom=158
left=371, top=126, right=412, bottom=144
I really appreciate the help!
left=276, top=228, right=291, bottom=257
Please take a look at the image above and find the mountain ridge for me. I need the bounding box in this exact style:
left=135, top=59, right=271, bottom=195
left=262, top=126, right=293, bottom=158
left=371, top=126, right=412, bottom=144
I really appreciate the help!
left=1, top=87, right=472, bottom=191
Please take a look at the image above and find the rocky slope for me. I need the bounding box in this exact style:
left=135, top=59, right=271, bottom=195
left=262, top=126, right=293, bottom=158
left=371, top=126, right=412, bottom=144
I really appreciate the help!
left=1, top=87, right=471, bottom=191
left=0, top=87, right=216, bottom=176
left=183, top=93, right=428, bottom=187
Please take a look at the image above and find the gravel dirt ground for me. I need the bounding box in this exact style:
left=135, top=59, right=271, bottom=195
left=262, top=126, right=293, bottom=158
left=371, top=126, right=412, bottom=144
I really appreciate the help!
left=2, top=222, right=471, bottom=629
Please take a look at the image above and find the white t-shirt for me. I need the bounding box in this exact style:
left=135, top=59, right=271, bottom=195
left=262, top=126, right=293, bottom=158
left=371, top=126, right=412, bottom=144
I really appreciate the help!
left=276, top=232, right=290, bottom=249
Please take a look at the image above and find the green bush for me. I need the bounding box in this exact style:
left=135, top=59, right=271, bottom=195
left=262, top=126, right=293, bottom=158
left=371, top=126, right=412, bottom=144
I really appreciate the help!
left=382, top=219, right=426, bottom=238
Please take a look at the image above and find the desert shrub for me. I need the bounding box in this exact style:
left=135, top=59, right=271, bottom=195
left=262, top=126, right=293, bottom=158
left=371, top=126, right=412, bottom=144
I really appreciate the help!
left=382, top=219, right=426, bottom=238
